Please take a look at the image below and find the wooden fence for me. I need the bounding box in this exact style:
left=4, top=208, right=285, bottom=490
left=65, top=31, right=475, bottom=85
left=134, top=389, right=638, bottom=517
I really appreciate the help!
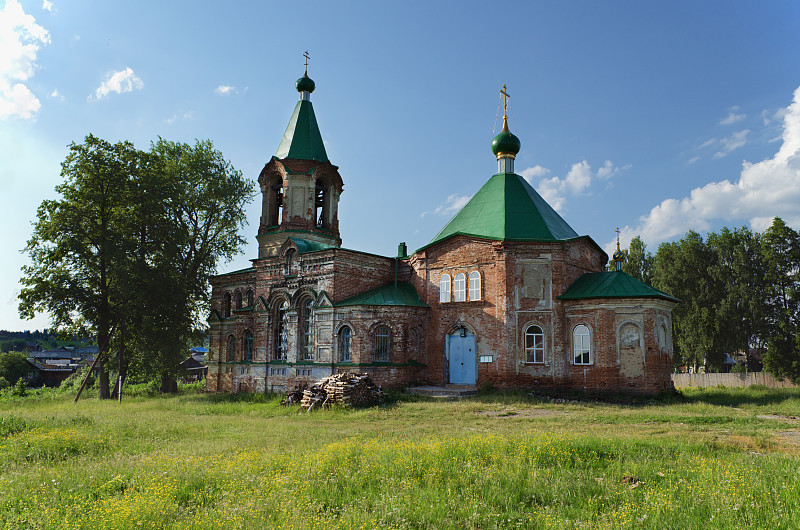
left=671, top=372, right=797, bottom=389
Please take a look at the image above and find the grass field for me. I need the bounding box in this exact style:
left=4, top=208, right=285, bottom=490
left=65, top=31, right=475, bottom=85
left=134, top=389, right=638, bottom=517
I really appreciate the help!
left=1, top=385, right=799, bottom=529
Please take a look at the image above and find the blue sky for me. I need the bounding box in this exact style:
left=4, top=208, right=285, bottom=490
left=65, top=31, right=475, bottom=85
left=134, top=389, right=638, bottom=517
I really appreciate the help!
left=2, top=1, right=800, bottom=331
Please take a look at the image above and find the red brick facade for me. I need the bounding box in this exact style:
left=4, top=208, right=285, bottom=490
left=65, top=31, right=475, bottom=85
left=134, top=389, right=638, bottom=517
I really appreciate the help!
left=207, top=226, right=675, bottom=395
left=205, top=77, right=676, bottom=396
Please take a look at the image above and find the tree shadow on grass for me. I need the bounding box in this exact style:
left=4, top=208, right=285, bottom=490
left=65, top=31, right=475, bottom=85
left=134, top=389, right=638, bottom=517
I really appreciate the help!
left=675, top=385, right=800, bottom=409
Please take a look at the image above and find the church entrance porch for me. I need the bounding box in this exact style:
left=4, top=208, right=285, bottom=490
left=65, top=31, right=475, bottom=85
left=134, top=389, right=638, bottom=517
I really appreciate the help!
left=448, top=332, right=476, bottom=385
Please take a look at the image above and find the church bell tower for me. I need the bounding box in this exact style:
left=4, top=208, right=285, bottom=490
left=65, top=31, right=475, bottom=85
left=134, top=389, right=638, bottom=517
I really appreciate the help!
left=256, top=55, right=344, bottom=258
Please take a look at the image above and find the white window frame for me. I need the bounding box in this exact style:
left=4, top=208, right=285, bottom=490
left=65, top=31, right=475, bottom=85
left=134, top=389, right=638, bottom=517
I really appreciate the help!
left=573, top=324, right=591, bottom=365
left=524, top=325, right=544, bottom=364
left=453, top=273, right=466, bottom=302
left=468, top=271, right=481, bottom=301
left=439, top=273, right=451, bottom=303
left=301, top=299, right=314, bottom=361
left=275, top=301, right=289, bottom=360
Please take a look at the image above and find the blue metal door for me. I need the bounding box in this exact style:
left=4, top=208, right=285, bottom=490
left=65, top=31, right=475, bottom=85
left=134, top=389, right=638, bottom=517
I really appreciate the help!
left=448, top=333, right=476, bottom=385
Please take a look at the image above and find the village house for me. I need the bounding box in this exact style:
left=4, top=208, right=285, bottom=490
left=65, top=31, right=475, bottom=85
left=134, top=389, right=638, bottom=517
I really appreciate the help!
left=205, top=69, right=678, bottom=395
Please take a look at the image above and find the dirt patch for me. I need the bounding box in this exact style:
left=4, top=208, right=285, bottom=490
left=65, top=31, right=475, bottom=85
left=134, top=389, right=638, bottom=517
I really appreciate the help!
left=476, top=408, right=567, bottom=419
left=776, top=431, right=800, bottom=444
left=757, top=414, right=800, bottom=421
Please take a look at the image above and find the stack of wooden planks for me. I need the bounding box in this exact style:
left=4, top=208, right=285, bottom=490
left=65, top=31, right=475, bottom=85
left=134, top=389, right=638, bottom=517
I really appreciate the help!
left=296, top=372, right=385, bottom=411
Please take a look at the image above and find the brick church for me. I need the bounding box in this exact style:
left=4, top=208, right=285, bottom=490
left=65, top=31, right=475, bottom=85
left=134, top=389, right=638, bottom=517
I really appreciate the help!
left=205, top=69, right=678, bottom=395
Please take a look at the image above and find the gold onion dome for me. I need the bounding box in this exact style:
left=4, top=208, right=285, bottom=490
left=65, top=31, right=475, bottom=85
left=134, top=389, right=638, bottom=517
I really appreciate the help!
left=491, top=116, right=521, bottom=158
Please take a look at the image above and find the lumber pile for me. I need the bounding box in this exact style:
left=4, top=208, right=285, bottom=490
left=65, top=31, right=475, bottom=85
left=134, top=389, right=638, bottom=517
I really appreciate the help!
left=295, top=372, right=385, bottom=411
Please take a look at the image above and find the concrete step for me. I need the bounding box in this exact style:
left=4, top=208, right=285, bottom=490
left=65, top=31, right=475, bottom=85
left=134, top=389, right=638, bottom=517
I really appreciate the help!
left=405, top=385, right=477, bottom=398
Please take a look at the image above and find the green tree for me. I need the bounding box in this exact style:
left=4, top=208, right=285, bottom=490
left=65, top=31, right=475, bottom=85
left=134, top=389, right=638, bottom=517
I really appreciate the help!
left=760, top=218, right=800, bottom=382
left=19, top=135, right=144, bottom=398
left=652, top=231, right=725, bottom=371
left=0, top=352, right=30, bottom=386
left=19, top=135, right=253, bottom=396
left=708, top=226, right=767, bottom=372
left=124, top=138, right=253, bottom=390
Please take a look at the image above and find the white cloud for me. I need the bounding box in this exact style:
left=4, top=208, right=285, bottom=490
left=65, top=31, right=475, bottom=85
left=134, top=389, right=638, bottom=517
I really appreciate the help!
left=521, top=160, right=628, bottom=212
left=613, top=85, right=800, bottom=253
left=720, top=106, right=746, bottom=125
left=92, top=67, right=143, bottom=100
left=165, top=111, right=194, bottom=124
left=421, top=193, right=472, bottom=218
left=0, top=0, right=50, bottom=119
left=519, top=165, right=549, bottom=182
left=48, top=88, right=63, bottom=100
left=215, top=85, right=236, bottom=95
left=42, top=1, right=53, bottom=12
left=713, top=129, right=749, bottom=158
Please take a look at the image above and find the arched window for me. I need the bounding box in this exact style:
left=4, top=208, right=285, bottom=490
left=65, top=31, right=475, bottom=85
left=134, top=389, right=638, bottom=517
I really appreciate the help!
left=524, top=325, right=544, bottom=364
left=315, top=179, right=330, bottom=228
left=300, top=298, right=314, bottom=361
left=284, top=249, right=297, bottom=276
left=439, top=273, right=451, bottom=303
left=468, top=271, right=481, bottom=301
left=338, top=326, right=352, bottom=362
left=223, top=293, right=231, bottom=318
left=453, top=273, right=466, bottom=302
left=227, top=334, right=235, bottom=362
left=573, top=324, right=591, bottom=365
left=658, top=324, right=667, bottom=350
left=243, top=330, right=253, bottom=362
left=246, top=289, right=254, bottom=308
left=374, top=325, right=391, bottom=362
left=274, top=301, right=289, bottom=360
left=264, top=174, right=284, bottom=227
left=235, top=291, right=243, bottom=310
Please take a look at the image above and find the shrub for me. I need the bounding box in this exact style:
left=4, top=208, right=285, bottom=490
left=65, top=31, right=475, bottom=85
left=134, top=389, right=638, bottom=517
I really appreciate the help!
left=11, top=379, right=27, bottom=397
left=0, top=351, right=29, bottom=385
left=0, top=376, right=8, bottom=390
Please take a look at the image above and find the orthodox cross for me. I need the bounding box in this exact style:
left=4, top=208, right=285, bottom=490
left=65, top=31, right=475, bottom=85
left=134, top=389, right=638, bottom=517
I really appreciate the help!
left=615, top=227, right=621, bottom=251
left=500, top=84, right=510, bottom=119
left=303, top=51, right=310, bottom=74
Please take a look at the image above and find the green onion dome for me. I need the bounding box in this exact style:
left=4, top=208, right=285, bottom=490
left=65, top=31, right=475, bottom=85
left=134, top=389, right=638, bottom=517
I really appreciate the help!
left=491, top=117, right=520, bottom=158
left=296, top=74, right=315, bottom=93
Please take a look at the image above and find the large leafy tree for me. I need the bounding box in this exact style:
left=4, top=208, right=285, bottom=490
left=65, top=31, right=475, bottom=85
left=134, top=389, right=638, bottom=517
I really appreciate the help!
left=19, top=135, right=253, bottom=396
left=124, top=138, right=253, bottom=390
left=19, top=135, right=144, bottom=397
left=760, top=218, right=800, bottom=382
left=707, top=226, right=767, bottom=372
left=652, top=231, right=725, bottom=371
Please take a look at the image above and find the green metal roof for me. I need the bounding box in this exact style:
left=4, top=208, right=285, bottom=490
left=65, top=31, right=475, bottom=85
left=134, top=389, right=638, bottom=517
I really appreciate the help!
left=558, top=271, right=679, bottom=302
left=275, top=100, right=328, bottom=162
left=289, top=237, right=335, bottom=255
left=335, top=282, right=429, bottom=308
left=214, top=267, right=255, bottom=278
left=428, top=172, right=579, bottom=247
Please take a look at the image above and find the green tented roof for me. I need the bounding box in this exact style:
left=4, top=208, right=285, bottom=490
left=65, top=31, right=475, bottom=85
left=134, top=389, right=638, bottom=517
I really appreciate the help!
left=275, top=100, right=328, bottom=162
left=558, top=271, right=679, bottom=302
left=290, top=237, right=335, bottom=255
left=427, top=172, right=579, bottom=247
left=335, top=282, right=429, bottom=308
